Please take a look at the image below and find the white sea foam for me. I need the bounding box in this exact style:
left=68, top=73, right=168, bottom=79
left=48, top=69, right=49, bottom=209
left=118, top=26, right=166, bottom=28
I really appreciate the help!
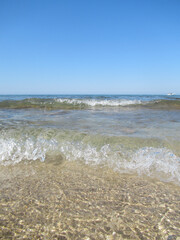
left=0, top=137, right=179, bottom=184
left=55, top=98, right=143, bottom=106
left=0, top=137, right=57, bottom=165
left=59, top=143, right=180, bottom=183
left=126, top=147, right=180, bottom=183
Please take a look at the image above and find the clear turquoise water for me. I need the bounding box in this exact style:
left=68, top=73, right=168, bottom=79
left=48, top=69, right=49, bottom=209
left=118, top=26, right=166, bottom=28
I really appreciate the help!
left=0, top=95, right=180, bottom=184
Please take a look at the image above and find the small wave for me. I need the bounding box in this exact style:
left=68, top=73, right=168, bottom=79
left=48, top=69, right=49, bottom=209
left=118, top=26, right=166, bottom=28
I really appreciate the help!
left=0, top=133, right=179, bottom=185
left=55, top=98, right=142, bottom=106
left=58, top=142, right=180, bottom=184
left=0, top=97, right=179, bottom=110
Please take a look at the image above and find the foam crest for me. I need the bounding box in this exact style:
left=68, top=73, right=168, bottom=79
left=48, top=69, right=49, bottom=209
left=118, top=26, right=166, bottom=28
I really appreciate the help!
left=0, top=136, right=179, bottom=184
left=0, top=137, right=57, bottom=165
left=56, top=98, right=142, bottom=106
left=57, top=142, right=180, bottom=184
left=128, top=147, right=180, bottom=183
left=59, top=142, right=115, bottom=165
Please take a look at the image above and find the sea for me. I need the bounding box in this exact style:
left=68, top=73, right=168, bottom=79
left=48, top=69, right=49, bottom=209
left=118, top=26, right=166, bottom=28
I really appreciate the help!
left=0, top=94, right=180, bottom=185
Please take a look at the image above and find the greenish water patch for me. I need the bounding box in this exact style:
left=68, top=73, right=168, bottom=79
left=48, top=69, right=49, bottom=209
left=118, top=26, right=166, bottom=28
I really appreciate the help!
left=145, top=99, right=180, bottom=110
left=0, top=98, right=86, bottom=110
left=1, top=127, right=179, bottom=154
left=0, top=98, right=179, bottom=110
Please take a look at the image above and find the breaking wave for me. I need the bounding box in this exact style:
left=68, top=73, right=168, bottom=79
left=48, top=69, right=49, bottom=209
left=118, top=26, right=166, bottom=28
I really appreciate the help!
left=0, top=130, right=180, bottom=185
left=0, top=97, right=179, bottom=109
left=55, top=98, right=142, bottom=106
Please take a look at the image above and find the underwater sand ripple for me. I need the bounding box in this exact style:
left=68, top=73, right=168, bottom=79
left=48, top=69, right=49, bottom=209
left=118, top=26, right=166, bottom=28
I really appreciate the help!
left=0, top=161, right=180, bottom=239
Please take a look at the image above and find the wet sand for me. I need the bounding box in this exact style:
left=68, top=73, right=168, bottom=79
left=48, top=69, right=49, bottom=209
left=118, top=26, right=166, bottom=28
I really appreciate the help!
left=0, top=161, right=180, bottom=240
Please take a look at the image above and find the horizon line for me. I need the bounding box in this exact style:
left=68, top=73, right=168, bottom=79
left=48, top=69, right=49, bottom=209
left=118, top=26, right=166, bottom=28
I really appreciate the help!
left=0, top=93, right=179, bottom=96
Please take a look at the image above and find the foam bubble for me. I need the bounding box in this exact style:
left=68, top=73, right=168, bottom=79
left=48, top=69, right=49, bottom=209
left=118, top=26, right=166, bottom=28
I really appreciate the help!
left=0, top=137, right=57, bottom=165
left=56, top=142, right=180, bottom=184
left=127, top=147, right=180, bottom=183
left=0, top=137, right=179, bottom=184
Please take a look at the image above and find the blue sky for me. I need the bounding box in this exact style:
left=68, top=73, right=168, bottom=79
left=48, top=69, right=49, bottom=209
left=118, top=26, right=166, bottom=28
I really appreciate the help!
left=0, top=0, right=180, bottom=94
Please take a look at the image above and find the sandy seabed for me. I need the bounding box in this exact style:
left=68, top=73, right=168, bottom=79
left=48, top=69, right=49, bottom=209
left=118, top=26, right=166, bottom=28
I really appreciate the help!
left=0, top=160, right=180, bottom=240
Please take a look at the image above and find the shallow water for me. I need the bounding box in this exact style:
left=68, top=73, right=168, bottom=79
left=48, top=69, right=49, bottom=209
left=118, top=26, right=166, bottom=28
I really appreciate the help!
left=0, top=95, right=180, bottom=184
left=0, top=95, right=180, bottom=239
left=0, top=161, right=180, bottom=239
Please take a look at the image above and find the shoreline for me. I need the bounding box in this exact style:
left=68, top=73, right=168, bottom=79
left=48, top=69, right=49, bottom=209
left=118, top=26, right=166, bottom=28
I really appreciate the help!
left=1, top=161, right=180, bottom=239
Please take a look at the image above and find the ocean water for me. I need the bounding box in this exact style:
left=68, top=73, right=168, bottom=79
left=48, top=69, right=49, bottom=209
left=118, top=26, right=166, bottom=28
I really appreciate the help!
left=0, top=94, right=180, bottom=185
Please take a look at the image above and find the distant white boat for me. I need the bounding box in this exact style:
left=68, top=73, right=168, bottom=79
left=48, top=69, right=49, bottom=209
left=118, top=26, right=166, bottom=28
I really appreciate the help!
left=167, top=93, right=175, bottom=96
